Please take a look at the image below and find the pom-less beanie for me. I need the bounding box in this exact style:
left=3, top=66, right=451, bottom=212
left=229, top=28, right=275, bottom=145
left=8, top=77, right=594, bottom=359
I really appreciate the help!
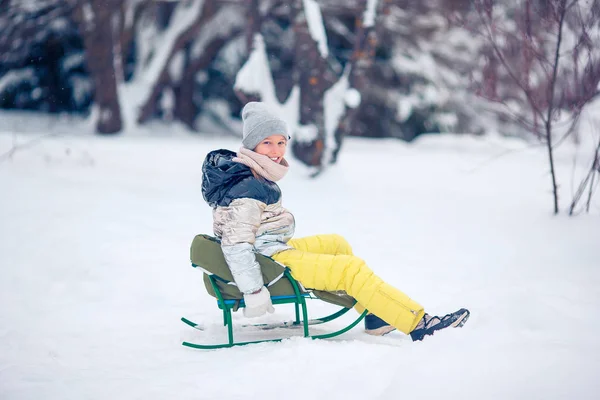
left=241, top=102, right=290, bottom=150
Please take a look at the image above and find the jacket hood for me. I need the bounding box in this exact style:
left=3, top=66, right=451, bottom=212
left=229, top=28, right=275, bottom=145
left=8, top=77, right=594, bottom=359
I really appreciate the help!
left=202, top=149, right=253, bottom=208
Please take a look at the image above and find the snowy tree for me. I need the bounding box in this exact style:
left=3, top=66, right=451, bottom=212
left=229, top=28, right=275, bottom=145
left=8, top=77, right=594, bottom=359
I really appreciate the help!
left=3, top=0, right=598, bottom=185
left=289, top=0, right=339, bottom=169
left=321, top=0, right=486, bottom=141
left=329, top=0, right=379, bottom=163
left=0, top=0, right=506, bottom=144
left=73, top=0, right=245, bottom=132
left=133, top=0, right=245, bottom=129
left=0, top=0, right=92, bottom=114
left=72, top=0, right=123, bottom=134
left=234, top=0, right=365, bottom=172
left=235, top=0, right=335, bottom=170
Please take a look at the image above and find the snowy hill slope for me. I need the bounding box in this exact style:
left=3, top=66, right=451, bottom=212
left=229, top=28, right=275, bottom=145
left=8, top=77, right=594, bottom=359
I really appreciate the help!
left=1, top=117, right=599, bottom=400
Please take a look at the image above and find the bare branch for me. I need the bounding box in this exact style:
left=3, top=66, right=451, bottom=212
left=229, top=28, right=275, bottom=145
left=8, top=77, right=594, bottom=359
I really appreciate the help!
left=569, top=139, right=600, bottom=215
left=542, top=0, right=568, bottom=213
left=475, top=4, right=547, bottom=124
left=0, top=132, right=59, bottom=164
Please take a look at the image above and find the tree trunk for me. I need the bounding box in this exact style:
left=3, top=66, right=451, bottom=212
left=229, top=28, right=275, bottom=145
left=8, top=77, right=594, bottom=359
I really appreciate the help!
left=73, top=0, right=123, bottom=134
left=544, top=0, right=567, bottom=215
left=245, top=0, right=261, bottom=54
left=174, top=48, right=197, bottom=129
left=291, top=0, right=337, bottom=169
left=332, top=0, right=380, bottom=163
left=234, top=0, right=263, bottom=105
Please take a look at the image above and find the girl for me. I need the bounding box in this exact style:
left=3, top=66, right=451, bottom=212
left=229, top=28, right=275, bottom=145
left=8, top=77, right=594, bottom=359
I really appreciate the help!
left=201, top=102, right=469, bottom=341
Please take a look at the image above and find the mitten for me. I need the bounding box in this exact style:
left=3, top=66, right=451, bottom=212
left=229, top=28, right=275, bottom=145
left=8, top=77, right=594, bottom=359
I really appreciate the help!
left=243, top=286, right=275, bottom=318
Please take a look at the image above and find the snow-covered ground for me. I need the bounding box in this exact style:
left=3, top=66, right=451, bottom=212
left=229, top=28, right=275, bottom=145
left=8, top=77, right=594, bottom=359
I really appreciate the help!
left=1, top=112, right=599, bottom=400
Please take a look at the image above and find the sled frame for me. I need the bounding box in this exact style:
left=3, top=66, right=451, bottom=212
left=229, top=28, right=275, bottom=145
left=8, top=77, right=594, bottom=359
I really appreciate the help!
left=181, top=269, right=368, bottom=350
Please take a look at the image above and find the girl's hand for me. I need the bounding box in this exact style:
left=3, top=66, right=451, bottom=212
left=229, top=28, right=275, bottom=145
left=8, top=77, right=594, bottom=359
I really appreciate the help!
left=243, top=287, right=275, bottom=318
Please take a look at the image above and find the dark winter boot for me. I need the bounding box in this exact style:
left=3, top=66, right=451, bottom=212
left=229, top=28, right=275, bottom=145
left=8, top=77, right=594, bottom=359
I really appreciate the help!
left=410, top=308, right=470, bottom=341
left=364, top=314, right=396, bottom=336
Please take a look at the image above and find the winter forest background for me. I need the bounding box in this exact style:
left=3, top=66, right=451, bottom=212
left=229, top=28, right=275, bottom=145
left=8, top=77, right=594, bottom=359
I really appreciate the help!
left=2, top=0, right=599, bottom=205
left=2, top=2, right=600, bottom=398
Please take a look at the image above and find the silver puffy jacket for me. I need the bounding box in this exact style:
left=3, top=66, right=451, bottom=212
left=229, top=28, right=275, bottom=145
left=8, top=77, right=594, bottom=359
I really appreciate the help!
left=213, top=197, right=295, bottom=293
left=202, top=149, right=295, bottom=294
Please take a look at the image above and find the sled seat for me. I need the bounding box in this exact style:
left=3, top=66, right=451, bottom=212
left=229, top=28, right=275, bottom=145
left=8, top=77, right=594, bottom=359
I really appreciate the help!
left=182, top=234, right=368, bottom=349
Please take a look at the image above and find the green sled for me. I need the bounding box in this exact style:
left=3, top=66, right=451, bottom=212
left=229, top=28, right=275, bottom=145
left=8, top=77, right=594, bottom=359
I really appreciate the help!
left=181, top=234, right=368, bottom=349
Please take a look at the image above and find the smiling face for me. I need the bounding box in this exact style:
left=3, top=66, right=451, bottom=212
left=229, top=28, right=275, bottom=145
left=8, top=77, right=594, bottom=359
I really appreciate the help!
left=253, top=134, right=287, bottom=164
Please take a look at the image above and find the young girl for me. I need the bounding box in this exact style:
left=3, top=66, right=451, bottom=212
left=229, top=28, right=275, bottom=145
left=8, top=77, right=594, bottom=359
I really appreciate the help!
left=201, top=102, right=469, bottom=341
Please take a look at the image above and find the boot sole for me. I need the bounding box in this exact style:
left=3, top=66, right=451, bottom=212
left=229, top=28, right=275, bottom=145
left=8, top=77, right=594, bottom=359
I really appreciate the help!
left=365, top=325, right=397, bottom=336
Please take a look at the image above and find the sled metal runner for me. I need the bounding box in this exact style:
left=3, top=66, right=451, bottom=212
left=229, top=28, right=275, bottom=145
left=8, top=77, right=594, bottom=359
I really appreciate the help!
left=182, top=270, right=368, bottom=349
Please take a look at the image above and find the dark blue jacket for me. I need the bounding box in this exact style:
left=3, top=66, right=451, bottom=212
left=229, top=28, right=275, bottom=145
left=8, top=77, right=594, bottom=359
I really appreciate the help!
left=202, top=149, right=282, bottom=208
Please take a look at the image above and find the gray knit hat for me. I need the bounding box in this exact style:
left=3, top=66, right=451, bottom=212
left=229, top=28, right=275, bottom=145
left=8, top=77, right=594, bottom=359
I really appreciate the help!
left=241, top=102, right=290, bottom=150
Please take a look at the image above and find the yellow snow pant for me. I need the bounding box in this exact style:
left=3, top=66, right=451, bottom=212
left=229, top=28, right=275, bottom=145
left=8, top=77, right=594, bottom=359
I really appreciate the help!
left=272, top=234, right=425, bottom=334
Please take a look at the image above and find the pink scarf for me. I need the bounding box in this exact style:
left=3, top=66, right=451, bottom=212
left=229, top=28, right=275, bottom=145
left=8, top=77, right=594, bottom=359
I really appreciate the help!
left=233, top=147, right=289, bottom=182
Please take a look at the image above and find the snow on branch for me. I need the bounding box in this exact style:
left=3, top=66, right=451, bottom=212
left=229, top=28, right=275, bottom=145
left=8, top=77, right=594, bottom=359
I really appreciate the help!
left=121, top=0, right=205, bottom=128
left=234, top=33, right=300, bottom=137
left=234, top=34, right=277, bottom=104
left=0, top=69, right=36, bottom=93
left=322, top=67, right=357, bottom=165
left=82, top=2, right=95, bottom=27
left=302, top=0, right=329, bottom=58
left=141, top=0, right=205, bottom=86
left=363, top=0, right=378, bottom=28
left=191, top=5, right=244, bottom=60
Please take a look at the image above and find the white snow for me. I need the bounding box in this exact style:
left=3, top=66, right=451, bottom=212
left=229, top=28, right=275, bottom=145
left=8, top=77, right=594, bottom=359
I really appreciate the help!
left=292, top=122, right=319, bottom=143
left=434, top=112, right=459, bottom=131
left=344, top=88, right=361, bottom=109
left=82, top=3, right=95, bottom=27
left=160, top=87, right=175, bottom=121
left=49, top=18, right=68, bottom=32
left=194, top=99, right=243, bottom=135
left=302, top=0, right=329, bottom=58
left=0, top=112, right=599, bottom=399
left=363, top=0, right=378, bottom=28
left=60, top=53, right=84, bottom=73
left=31, top=87, right=42, bottom=100
left=396, top=95, right=415, bottom=122
left=69, top=75, right=92, bottom=106
left=322, top=67, right=352, bottom=165
left=0, top=68, right=35, bottom=93
left=142, top=0, right=204, bottom=86
left=195, top=70, right=209, bottom=84
left=99, top=108, right=112, bottom=123
left=213, top=35, right=246, bottom=77
left=16, top=0, right=46, bottom=12
left=124, top=0, right=147, bottom=29
left=118, top=0, right=205, bottom=130
left=234, top=34, right=277, bottom=104
left=234, top=34, right=300, bottom=139
left=168, top=50, right=185, bottom=84
left=190, top=5, right=244, bottom=60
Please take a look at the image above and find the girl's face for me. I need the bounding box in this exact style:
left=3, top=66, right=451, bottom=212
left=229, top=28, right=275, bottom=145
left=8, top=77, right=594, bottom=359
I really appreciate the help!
left=253, top=135, right=287, bottom=164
